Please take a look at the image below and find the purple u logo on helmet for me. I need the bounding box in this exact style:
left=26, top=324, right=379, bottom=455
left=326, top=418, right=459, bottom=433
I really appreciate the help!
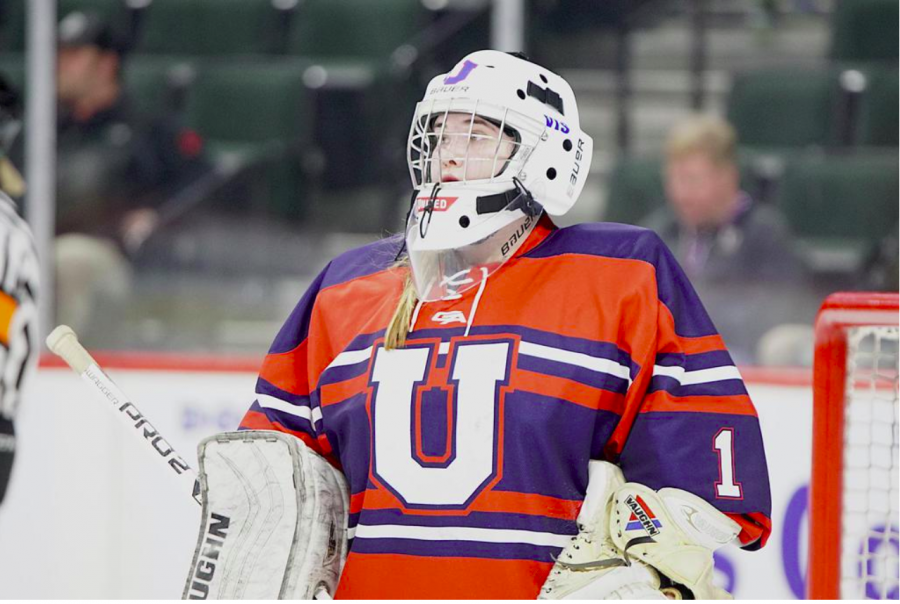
left=443, top=60, right=478, bottom=85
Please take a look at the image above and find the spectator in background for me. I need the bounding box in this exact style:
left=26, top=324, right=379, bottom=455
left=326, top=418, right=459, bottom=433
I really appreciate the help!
left=34, top=11, right=207, bottom=336
left=644, top=115, right=802, bottom=283
left=642, top=115, right=812, bottom=364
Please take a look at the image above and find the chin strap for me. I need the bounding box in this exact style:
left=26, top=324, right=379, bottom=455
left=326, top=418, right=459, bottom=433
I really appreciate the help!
left=419, top=183, right=442, bottom=238
left=475, top=177, right=542, bottom=217
left=396, top=183, right=443, bottom=262
left=394, top=188, right=420, bottom=262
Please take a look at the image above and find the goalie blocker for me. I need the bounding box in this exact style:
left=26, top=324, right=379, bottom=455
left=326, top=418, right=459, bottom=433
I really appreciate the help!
left=184, top=431, right=350, bottom=600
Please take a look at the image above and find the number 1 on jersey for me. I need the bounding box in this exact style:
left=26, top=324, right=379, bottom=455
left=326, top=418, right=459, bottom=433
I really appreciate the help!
left=714, top=428, right=743, bottom=499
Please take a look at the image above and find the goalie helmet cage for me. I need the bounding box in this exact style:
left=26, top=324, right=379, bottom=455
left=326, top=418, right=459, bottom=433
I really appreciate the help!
left=808, top=292, right=899, bottom=600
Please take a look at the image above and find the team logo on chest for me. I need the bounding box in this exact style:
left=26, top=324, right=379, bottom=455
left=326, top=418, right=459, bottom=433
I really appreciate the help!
left=368, top=336, right=515, bottom=508
left=431, top=311, right=467, bottom=325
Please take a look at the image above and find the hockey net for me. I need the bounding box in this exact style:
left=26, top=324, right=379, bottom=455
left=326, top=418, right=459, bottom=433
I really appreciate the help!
left=809, top=292, right=899, bottom=599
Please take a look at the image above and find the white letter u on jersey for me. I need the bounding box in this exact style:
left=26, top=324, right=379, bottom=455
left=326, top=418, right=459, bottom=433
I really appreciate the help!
left=370, top=341, right=511, bottom=506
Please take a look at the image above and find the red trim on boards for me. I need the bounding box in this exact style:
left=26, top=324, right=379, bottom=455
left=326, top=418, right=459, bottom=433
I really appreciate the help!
left=40, top=352, right=262, bottom=373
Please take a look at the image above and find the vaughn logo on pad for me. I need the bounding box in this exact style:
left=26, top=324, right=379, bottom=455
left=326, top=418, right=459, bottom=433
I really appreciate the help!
left=625, top=494, right=662, bottom=536
left=186, top=512, right=231, bottom=600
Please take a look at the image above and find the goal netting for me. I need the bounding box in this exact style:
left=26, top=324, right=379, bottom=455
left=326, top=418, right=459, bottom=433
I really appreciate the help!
left=809, top=292, right=899, bottom=600
left=841, top=325, right=899, bottom=599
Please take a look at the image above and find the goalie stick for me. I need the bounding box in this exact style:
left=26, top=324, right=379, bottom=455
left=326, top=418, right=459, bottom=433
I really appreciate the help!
left=46, top=325, right=200, bottom=505
left=47, top=325, right=350, bottom=600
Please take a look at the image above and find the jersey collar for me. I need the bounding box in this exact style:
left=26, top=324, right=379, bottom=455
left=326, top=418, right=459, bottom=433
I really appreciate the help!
left=513, top=212, right=557, bottom=259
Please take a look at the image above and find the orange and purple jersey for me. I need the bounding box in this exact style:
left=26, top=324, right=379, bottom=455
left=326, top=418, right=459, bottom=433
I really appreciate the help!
left=239, top=215, right=771, bottom=599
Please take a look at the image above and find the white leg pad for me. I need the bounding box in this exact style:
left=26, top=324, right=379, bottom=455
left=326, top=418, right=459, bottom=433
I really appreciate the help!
left=183, top=431, right=349, bottom=600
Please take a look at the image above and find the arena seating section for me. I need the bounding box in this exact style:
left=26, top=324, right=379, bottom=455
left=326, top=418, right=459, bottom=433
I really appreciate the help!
left=0, top=0, right=427, bottom=220
left=604, top=0, right=898, bottom=282
left=1, top=0, right=896, bottom=278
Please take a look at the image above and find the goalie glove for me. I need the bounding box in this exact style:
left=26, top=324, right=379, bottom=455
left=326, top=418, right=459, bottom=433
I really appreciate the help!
left=539, top=461, right=667, bottom=600
left=609, top=483, right=741, bottom=600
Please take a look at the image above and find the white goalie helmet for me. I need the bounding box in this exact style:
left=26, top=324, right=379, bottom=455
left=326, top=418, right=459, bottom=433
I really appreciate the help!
left=405, top=50, right=593, bottom=301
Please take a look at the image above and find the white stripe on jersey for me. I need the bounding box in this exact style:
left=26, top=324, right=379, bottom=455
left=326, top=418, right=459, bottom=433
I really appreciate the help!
left=326, top=338, right=631, bottom=385
left=352, top=523, right=573, bottom=548
left=518, top=341, right=632, bottom=382
left=257, top=394, right=324, bottom=425
left=327, top=346, right=373, bottom=369
left=651, top=364, right=743, bottom=386
left=257, top=394, right=312, bottom=420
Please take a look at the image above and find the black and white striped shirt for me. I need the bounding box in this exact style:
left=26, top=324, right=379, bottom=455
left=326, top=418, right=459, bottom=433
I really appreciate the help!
left=0, top=191, right=39, bottom=423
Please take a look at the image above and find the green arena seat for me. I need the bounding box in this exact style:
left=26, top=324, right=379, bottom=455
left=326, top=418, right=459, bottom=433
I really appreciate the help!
left=57, top=0, right=125, bottom=22
left=132, top=0, right=294, bottom=55
left=285, top=0, right=424, bottom=191
left=858, top=68, right=898, bottom=147
left=186, top=61, right=310, bottom=146
left=0, top=0, right=25, bottom=52
left=192, top=0, right=293, bottom=55
left=727, top=68, right=841, bottom=149
left=184, top=60, right=313, bottom=219
left=830, top=0, right=899, bottom=64
left=122, top=56, right=195, bottom=120
left=604, top=156, right=666, bottom=225
left=776, top=151, right=899, bottom=272
left=287, top=0, right=423, bottom=67
left=0, top=55, right=25, bottom=93
left=132, top=0, right=202, bottom=55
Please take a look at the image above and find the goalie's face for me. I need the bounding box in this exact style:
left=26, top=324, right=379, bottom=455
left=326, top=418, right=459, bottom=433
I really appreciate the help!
left=426, top=113, right=516, bottom=184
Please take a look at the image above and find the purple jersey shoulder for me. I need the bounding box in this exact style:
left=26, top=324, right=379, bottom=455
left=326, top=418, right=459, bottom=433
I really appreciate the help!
left=268, top=235, right=404, bottom=354
left=526, top=222, right=718, bottom=338
left=320, top=234, right=405, bottom=290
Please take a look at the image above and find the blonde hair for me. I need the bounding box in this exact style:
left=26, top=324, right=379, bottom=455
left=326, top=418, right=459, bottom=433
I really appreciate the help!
left=665, top=115, right=737, bottom=166
left=384, top=258, right=418, bottom=351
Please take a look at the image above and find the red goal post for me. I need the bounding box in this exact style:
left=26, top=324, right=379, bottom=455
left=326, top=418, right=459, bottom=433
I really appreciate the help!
left=808, top=292, right=899, bottom=599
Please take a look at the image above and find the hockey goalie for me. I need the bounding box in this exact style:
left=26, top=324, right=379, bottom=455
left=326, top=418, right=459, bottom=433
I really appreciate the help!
left=184, top=49, right=771, bottom=600
left=183, top=437, right=753, bottom=600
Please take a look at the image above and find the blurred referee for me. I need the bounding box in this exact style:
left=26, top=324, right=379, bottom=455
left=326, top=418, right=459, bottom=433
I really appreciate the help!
left=0, top=74, right=40, bottom=508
